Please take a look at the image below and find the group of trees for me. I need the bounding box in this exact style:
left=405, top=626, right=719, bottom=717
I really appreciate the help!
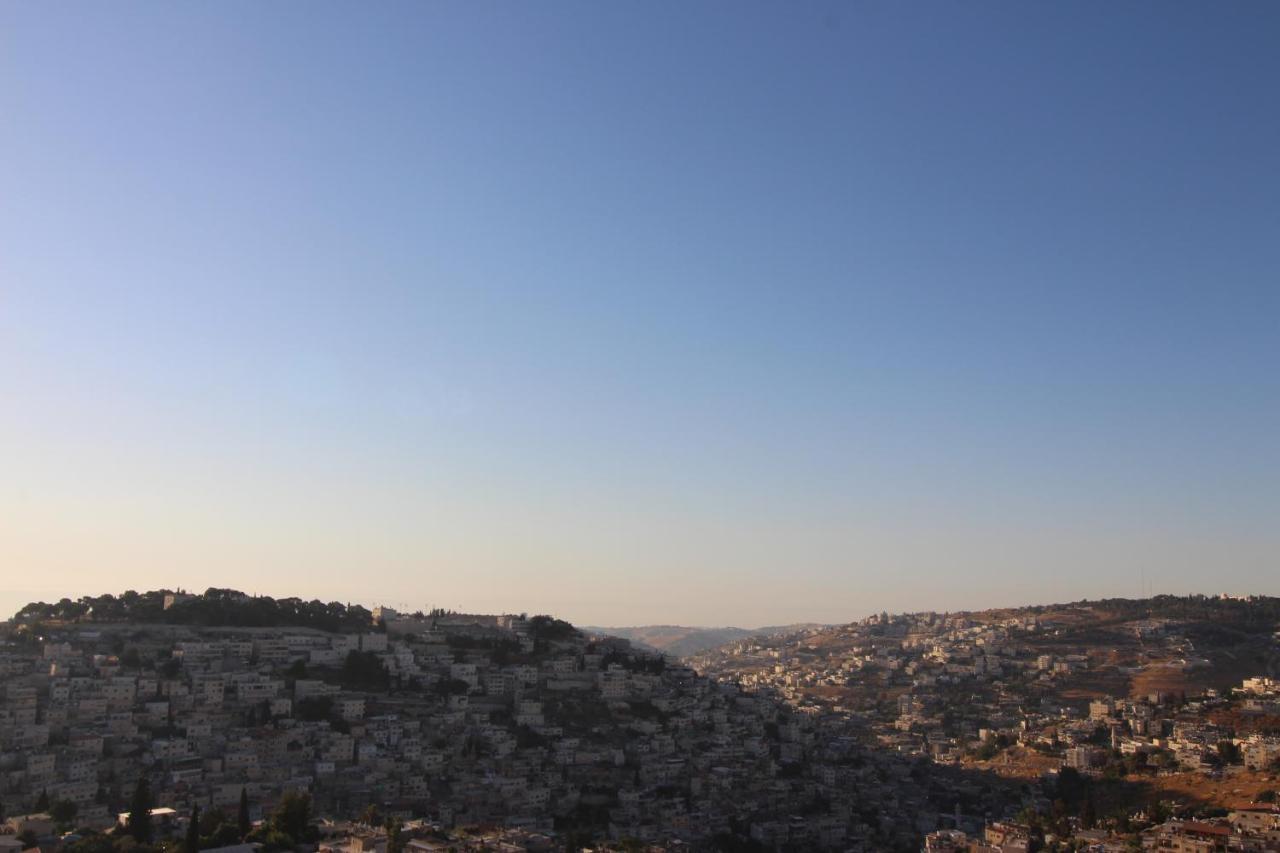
left=1011, top=766, right=1162, bottom=847
left=354, top=805, right=404, bottom=853
left=15, top=591, right=165, bottom=625
left=14, top=591, right=593, bottom=646
left=290, top=695, right=350, bottom=733
left=338, top=650, right=391, bottom=689
left=1012, top=774, right=1085, bottom=847
left=251, top=791, right=314, bottom=850
left=967, top=733, right=1013, bottom=761
left=50, top=779, right=257, bottom=853
left=598, top=648, right=666, bottom=675
left=13, top=589, right=376, bottom=633
left=526, top=615, right=579, bottom=643
left=1087, top=594, right=1280, bottom=635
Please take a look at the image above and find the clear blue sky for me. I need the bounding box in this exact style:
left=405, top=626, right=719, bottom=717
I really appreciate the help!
left=2, top=2, right=1277, bottom=626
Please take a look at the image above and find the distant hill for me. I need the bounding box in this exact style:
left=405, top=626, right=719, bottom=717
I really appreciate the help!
left=583, top=623, right=830, bottom=657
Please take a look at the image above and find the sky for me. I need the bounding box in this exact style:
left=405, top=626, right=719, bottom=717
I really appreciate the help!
left=1, top=2, right=1278, bottom=628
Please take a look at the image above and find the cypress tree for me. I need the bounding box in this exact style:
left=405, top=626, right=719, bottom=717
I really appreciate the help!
left=186, top=804, right=201, bottom=853
left=1081, top=795, right=1097, bottom=830
left=237, top=787, right=251, bottom=839
left=127, top=777, right=154, bottom=843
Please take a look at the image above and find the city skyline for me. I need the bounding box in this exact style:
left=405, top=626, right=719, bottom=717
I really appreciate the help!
left=3, top=2, right=1278, bottom=627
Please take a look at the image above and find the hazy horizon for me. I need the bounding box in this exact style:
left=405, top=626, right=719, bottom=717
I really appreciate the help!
left=3, top=3, right=1278, bottom=627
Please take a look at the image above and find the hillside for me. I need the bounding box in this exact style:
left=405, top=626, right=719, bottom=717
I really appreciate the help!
left=688, top=592, right=1280, bottom=848
left=10, top=590, right=1278, bottom=850
left=1, top=588, right=958, bottom=851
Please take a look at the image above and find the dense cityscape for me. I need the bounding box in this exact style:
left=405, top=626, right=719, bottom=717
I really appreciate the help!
left=1, top=591, right=1278, bottom=851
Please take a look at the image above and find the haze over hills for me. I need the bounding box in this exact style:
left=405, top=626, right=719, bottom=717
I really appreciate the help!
left=582, top=623, right=832, bottom=657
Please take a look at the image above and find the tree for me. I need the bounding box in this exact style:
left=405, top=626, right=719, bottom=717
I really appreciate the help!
left=527, top=615, right=578, bottom=643
left=1081, top=795, right=1097, bottom=829
left=207, top=824, right=242, bottom=848
left=1054, top=767, right=1086, bottom=810
left=199, top=807, right=227, bottom=836
left=63, top=833, right=114, bottom=853
left=127, top=777, right=155, bottom=843
left=359, top=804, right=381, bottom=828
left=35, top=789, right=50, bottom=812
left=385, top=819, right=404, bottom=853
left=295, top=696, right=334, bottom=722
left=268, top=791, right=312, bottom=843
left=237, top=788, right=251, bottom=839
left=186, top=804, right=201, bottom=853
left=340, top=651, right=390, bottom=690
left=50, top=799, right=78, bottom=830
